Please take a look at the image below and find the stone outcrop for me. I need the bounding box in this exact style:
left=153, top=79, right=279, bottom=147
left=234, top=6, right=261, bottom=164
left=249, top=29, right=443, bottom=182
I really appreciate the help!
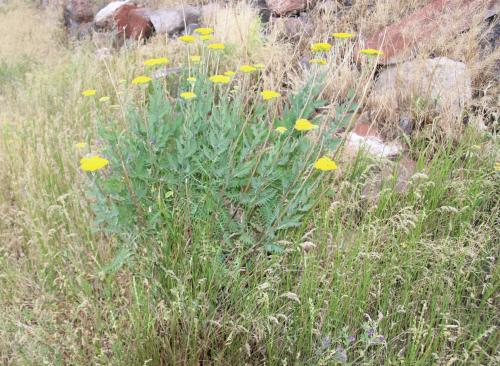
left=361, top=0, right=500, bottom=64
left=372, top=57, right=472, bottom=121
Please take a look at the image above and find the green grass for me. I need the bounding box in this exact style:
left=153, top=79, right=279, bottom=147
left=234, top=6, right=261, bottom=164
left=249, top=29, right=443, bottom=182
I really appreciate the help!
left=0, top=3, right=499, bottom=365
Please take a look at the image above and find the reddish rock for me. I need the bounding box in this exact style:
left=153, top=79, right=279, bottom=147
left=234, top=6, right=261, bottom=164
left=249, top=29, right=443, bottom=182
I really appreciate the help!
left=360, top=0, right=499, bottom=64
left=265, top=0, right=315, bottom=16
left=113, top=4, right=154, bottom=40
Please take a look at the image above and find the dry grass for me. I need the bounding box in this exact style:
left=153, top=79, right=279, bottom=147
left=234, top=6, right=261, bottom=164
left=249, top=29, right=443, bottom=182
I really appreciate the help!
left=0, top=1, right=498, bottom=365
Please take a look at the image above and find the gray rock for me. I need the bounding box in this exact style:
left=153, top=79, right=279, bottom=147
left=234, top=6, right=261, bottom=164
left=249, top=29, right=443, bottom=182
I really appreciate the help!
left=146, top=6, right=200, bottom=36
left=373, top=57, right=472, bottom=119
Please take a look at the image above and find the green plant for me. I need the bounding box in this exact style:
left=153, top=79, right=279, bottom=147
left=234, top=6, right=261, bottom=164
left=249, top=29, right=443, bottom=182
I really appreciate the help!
left=87, top=73, right=350, bottom=253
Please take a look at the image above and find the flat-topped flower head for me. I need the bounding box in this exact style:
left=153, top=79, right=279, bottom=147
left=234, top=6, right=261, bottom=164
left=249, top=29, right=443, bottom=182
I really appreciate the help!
left=332, top=32, right=354, bottom=39
left=132, top=76, right=152, bottom=85
left=194, top=27, right=214, bottom=36
left=261, top=90, right=281, bottom=101
left=143, top=57, right=169, bottom=66
left=180, top=92, right=197, bottom=100
left=80, top=155, right=109, bottom=172
left=200, top=35, right=213, bottom=41
left=190, top=55, right=201, bottom=63
left=314, top=156, right=337, bottom=171
left=209, top=75, right=231, bottom=84
left=311, top=42, right=332, bottom=52
left=99, top=96, right=110, bottom=103
left=179, top=35, right=196, bottom=43
left=360, top=48, right=384, bottom=56
left=187, top=77, right=196, bottom=83
left=294, top=118, right=318, bottom=131
left=275, top=126, right=287, bottom=133
left=75, top=142, right=87, bottom=149
left=81, top=89, right=96, bottom=97
left=240, top=65, right=257, bottom=73
left=208, top=43, right=225, bottom=50
left=254, top=63, right=265, bottom=70
left=309, top=58, right=327, bottom=65
left=224, top=71, right=236, bottom=77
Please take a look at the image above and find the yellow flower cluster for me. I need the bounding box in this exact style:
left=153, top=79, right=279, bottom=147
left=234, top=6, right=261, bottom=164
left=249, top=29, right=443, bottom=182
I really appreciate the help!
left=81, top=89, right=96, bottom=97
left=261, top=90, right=281, bottom=101
left=294, top=119, right=317, bottom=131
left=240, top=65, right=257, bottom=73
left=209, top=75, right=231, bottom=84
left=132, top=76, right=152, bottom=85
left=80, top=155, right=109, bottom=172
left=180, top=92, right=197, bottom=100
left=143, top=57, right=169, bottom=66
left=314, top=157, right=337, bottom=171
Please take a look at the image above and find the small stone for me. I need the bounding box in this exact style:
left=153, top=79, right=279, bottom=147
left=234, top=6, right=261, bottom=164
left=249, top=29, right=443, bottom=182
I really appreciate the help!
left=265, top=0, right=315, bottom=16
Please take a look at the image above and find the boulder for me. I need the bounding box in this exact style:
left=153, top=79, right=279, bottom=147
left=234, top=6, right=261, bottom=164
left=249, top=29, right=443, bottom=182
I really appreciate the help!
left=95, top=1, right=133, bottom=29
left=113, top=4, right=154, bottom=40
left=372, top=57, right=472, bottom=120
left=361, top=0, right=499, bottom=64
left=146, top=6, right=200, bottom=35
left=265, top=0, right=314, bottom=16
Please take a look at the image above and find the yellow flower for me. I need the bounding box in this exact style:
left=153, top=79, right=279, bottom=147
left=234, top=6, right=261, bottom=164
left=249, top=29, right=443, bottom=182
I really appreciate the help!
left=294, top=118, right=318, bottom=131
left=99, top=96, right=110, bottom=103
left=261, top=90, right=281, bottom=101
left=75, top=142, right=87, bottom=149
left=360, top=48, right=384, bottom=56
left=332, top=32, right=354, bottom=39
left=180, top=92, right=197, bottom=100
left=143, top=57, right=169, bottom=66
left=187, top=77, right=196, bottom=83
left=495, top=162, right=500, bottom=171
left=208, top=43, right=225, bottom=50
left=190, top=55, right=201, bottom=63
left=275, top=126, right=287, bottom=133
left=81, top=89, right=96, bottom=97
left=314, top=156, right=337, bottom=171
left=132, top=76, right=152, bottom=85
left=309, top=58, right=327, bottom=65
left=254, top=63, right=265, bottom=70
left=209, top=75, right=231, bottom=84
left=80, top=155, right=109, bottom=172
left=224, top=71, right=236, bottom=77
left=194, top=27, right=214, bottom=36
left=240, top=65, right=257, bottom=73
left=179, top=35, right=196, bottom=43
left=200, top=35, right=213, bottom=41
left=311, top=42, right=332, bottom=52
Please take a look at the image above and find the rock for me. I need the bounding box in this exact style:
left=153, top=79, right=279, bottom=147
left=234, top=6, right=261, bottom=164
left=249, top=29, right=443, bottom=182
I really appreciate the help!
left=372, top=57, right=472, bottom=121
left=113, top=4, right=154, bottom=40
left=345, top=123, right=403, bottom=158
left=362, top=155, right=416, bottom=199
left=265, top=0, right=315, bottom=16
left=274, top=13, right=313, bottom=39
left=361, top=0, right=499, bottom=64
left=146, top=6, right=200, bottom=36
left=95, top=1, right=133, bottom=29
left=63, top=0, right=95, bottom=36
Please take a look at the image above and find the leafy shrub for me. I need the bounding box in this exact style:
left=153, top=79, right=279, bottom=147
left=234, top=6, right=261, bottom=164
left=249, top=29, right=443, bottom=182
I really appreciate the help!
left=87, top=72, right=355, bottom=252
